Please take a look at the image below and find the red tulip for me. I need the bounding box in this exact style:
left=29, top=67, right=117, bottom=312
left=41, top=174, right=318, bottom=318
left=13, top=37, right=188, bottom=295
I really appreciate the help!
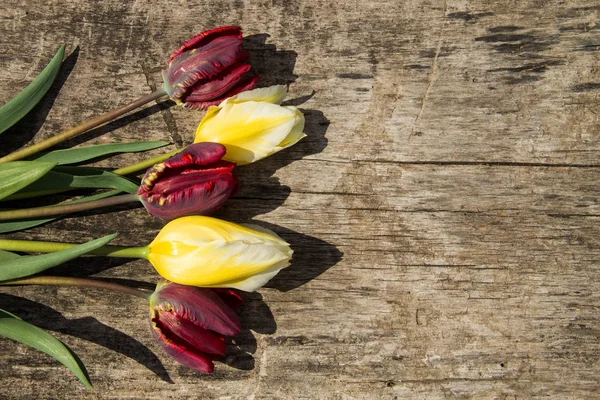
left=137, top=142, right=238, bottom=220
left=149, top=280, right=243, bottom=373
left=162, top=26, right=259, bottom=109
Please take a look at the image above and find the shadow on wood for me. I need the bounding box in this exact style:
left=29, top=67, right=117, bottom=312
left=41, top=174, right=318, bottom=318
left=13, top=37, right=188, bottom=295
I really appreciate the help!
left=0, top=293, right=173, bottom=383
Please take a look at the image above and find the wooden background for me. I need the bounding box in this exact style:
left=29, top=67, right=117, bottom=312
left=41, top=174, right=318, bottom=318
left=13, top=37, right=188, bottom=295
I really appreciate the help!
left=1, top=0, right=600, bottom=398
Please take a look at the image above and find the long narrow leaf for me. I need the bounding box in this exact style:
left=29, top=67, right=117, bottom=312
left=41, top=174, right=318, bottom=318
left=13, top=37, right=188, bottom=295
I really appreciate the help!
left=0, top=250, right=20, bottom=261
left=0, top=161, right=56, bottom=200
left=0, top=190, right=123, bottom=233
left=0, top=309, right=92, bottom=388
left=0, top=233, right=117, bottom=281
left=5, top=167, right=138, bottom=200
left=55, top=167, right=139, bottom=193
left=0, top=44, right=66, bottom=134
left=30, top=141, right=170, bottom=165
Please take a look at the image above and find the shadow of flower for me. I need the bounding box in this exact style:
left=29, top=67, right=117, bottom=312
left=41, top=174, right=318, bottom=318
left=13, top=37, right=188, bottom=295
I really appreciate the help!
left=243, top=34, right=298, bottom=88
left=0, top=293, right=173, bottom=383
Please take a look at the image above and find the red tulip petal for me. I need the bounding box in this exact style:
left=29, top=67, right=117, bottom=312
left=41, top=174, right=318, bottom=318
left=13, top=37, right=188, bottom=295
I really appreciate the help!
left=168, top=26, right=242, bottom=64
left=184, top=73, right=259, bottom=110
left=154, top=284, right=241, bottom=336
left=185, top=63, right=252, bottom=102
left=151, top=315, right=216, bottom=373
left=154, top=309, right=227, bottom=356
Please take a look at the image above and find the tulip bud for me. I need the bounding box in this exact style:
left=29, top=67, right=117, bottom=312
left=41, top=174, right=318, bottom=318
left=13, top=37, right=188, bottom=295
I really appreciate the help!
left=147, top=216, right=293, bottom=291
left=149, top=280, right=242, bottom=373
left=162, top=26, right=259, bottom=110
left=194, top=85, right=306, bottom=165
left=137, top=143, right=238, bottom=221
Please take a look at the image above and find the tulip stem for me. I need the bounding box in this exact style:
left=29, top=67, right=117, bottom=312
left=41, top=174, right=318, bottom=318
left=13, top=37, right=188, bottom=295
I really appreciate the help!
left=0, top=193, right=141, bottom=221
left=0, top=276, right=151, bottom=300
left=0, top=239, right=149, bottom=259
left=0, top=89, right=168, bottom=164
left=113, top=149, right=181, bottom=176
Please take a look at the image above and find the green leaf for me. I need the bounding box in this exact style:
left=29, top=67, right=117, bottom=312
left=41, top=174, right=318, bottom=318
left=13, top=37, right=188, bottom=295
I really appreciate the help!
left=0, top=190, right=123, bottom=233
left=0, top=308, right=92, bottom=388
left=5, top=167, right=138, bottom=200
left=0, top=44, right=66, bottom=135
left=30, top=141, right=171, bottom=165
left=0, top=250, right=20, bottom=261
left=0, top=233, right=117, bottom=281
left=0, top=161, right=57, bottom=201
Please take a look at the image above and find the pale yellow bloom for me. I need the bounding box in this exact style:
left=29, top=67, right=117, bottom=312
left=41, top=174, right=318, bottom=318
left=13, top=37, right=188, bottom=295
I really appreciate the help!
left=147, top=216, right=293, bottom=291
left=194, top=85, right=306, bottom=165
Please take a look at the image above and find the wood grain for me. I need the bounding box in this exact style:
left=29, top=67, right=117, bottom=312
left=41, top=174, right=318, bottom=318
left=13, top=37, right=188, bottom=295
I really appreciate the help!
left=1, top=0, right=599, bottom=398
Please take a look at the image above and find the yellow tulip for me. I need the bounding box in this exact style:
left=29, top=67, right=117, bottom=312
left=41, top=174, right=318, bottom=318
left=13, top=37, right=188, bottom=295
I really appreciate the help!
left=194, top=85, right=306, bottom=165
left=147, top=216, right=292, bottom=291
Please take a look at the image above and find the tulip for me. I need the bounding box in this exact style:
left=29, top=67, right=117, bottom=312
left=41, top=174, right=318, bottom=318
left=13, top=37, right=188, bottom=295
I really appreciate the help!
left=137, top=142, right=238, bottom=220
left=0, top=142, right=239, bottom=223
left=149, top=280, right=242, bottom=373
left=0, top=216, right=292, bottom=292
left=162, top=26, right=259, bottom=110
left=148, top=216, right=293, bottom=291
left=194, top=85, right=306, bottom=165
left=1, top=275, right=244, bottom=375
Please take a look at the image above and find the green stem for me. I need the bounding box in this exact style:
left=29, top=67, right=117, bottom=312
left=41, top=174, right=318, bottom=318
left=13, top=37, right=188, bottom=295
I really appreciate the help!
left=112, top=148, right=181, bottom=176
left=0, top=276, right=151, bottom=300
left=0, top=193, right=140, bottom=221
left=0, top=239, right=149, bottom=259
left=0, top=89, right=168, bottom=164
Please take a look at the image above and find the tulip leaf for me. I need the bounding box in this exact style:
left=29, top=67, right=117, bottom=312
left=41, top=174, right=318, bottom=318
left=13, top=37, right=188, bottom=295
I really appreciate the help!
left=0, top=44, right=66, bottom=135
left=0, top=190, right=122, bottom=233
left=30, top=141, right=171, bottom=165
left=0, top=161, right=57, bottom=201
left=5, top=167, right=138, bottom=200
left=0, top=250, right=20, bottom=261
left=0, top=233, right=117, bottom=281
left=0, top=308, right=92, bottom=388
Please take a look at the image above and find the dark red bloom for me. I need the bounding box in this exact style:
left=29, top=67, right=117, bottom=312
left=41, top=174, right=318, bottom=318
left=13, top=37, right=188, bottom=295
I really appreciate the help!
left=162, top=26, right=259, bottom=109
left=149, top=280, right=243, bottom=373
left=137, top=142, right=238, bottom=221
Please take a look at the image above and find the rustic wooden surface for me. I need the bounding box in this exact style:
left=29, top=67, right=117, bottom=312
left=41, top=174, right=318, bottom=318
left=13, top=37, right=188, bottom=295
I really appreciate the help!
left=1, top=0, right=600, bottom=398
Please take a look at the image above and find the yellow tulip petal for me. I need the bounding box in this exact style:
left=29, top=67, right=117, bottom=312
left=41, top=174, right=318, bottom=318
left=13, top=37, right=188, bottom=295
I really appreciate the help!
left=195, top=101, right=298, bottom=165
left=278, top=108, right=306, bottom=148
left=221, top=85, right=287, bottom=105
left=204, top=259, right=290, bottom=291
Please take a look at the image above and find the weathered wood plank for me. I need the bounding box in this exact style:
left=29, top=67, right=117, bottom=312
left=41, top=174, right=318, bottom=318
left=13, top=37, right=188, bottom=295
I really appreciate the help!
left=0, top=0, right=599, bottom=399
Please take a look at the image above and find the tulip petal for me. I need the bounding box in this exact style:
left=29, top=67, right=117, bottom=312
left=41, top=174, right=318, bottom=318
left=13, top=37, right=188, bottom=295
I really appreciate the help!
left=279, top=108, right=307, bottom=148
left=220, top=85, right=288, bottom=106
left=195, top=101, right=299, bottom=165
left=151, top=316, right=216, bottom=373
left=156, top=309, right=227, bottom=356
left=164, top=142, right=226, bottom=167
left=184, top=77, right=259, bottom=110
left=185, top=64, right=251, bottom=102
left=168, top=26, right=242, bottom=64
left=205, top=259, right=289, bottom=292
left=152, top=282, right=241, bottom=336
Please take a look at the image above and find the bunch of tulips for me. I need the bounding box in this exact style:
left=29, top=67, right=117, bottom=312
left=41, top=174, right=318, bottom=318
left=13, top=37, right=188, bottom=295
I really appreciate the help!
left=0, top=26, right=305, bottom=385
